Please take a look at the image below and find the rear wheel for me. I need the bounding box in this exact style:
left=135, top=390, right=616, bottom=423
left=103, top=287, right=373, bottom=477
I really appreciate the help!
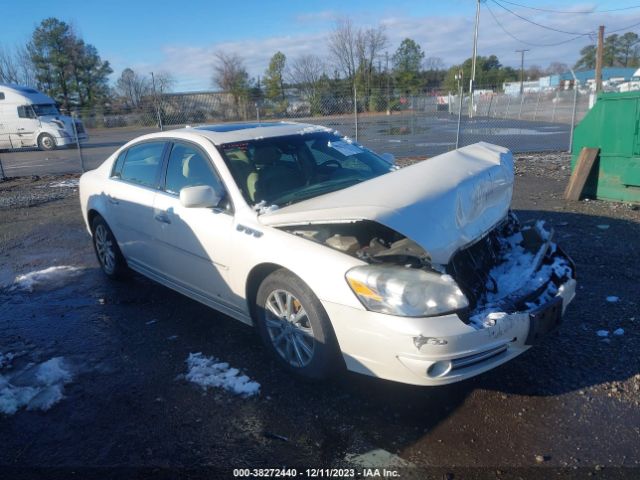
left=91, top=216, right=128, bottom=279
left=255, top=269, right=341, bottom=380
left=37, top=133, right=56, bottom=151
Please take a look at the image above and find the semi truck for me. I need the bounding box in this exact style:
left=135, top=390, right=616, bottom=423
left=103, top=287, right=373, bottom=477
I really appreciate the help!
left=0, top=83, right=88, bottom=151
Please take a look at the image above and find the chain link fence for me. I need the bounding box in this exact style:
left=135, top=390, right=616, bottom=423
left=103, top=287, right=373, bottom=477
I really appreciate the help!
left=0, top=85, right=590, bottom=178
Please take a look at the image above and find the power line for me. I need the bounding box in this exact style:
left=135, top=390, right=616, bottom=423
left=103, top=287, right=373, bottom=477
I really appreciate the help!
left=491, top=0, right=595, bottom=36
left=498, top=0, right=640, bottom=14
left=606, top=19, right=640, bottom=33
left=485, top=2, right=590, bottom=47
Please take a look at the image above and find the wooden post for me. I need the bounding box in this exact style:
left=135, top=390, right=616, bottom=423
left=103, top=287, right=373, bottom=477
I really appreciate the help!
left=564, top=147, right=600, bottom=200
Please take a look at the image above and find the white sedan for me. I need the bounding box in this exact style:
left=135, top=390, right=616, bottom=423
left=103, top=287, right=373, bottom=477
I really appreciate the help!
left=79, top=122, right=576, bottom=386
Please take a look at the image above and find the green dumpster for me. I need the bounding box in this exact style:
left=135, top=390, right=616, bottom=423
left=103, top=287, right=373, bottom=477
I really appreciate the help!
left=571, top=90, right=640, bottom=203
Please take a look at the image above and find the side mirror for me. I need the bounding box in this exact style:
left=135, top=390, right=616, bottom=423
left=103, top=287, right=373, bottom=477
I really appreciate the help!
left=180, top=185, right=223, bottom=208
left=381, top=153, right=396, bottom=165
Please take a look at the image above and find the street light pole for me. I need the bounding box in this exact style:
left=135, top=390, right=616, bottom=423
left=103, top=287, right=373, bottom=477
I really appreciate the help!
left=469, top=0, right=481, bottom=118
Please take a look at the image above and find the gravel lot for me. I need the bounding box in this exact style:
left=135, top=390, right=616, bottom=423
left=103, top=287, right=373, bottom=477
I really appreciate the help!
left=0, top=152, right=639, bottom=479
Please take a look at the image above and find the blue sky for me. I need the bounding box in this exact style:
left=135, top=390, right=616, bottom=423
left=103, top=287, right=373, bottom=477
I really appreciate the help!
left=3, top=0, right=640, bottom=91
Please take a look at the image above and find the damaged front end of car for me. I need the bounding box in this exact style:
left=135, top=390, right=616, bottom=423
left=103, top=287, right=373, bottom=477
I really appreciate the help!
left=261, top=143, right=576, bottom=384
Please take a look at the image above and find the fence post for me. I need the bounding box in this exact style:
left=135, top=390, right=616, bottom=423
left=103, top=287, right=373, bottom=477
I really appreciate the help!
left=504, top=95, right=511, bottom=119
left=532, top=91, right=541, bottom=121
left=353, top=83, right=359, bottom=142
left=518, top=93, right=525, bottom=119
left=486, top=95, right=493, bottom=117
left=456, top=91, right=463, bottom=149
left=71, top=113, right=85, bottom=173
left=0, top=154, right=5, bottom=181
left=568, top=87, right=579, bottom=153
left=551, top=90, right=559, bottom=122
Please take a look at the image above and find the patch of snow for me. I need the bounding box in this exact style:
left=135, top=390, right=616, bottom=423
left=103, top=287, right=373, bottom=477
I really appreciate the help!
left=11, top=266, right=83, bottom=292
left=49, top=179, right=79, bottom=188
left=469, top=221, right=572, bottom=329
left=185, top=352, right=260, bottom=397
left=167, top=335, right=178, bottom=341
left=596, top=330, right=609, bottom=337
left=297, top=124, right=332, bottom=135
left=0, top=357, right=73, bottom=415
left=596, top=224, right=610, bottom=230
left=606, top=296, right=620, bottom=303
left=253, top=200, right=279, bottom=215
left=146, top=319, right=158, bottom=325
left=613, top=328, right=625, bottom=336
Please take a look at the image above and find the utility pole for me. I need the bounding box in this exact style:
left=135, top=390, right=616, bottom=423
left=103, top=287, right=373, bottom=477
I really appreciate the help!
left=516, top=49, right=529, bottom=95
left=469, top=0, right=481, bottom=118
left=595, top=25, right=605, bottom=93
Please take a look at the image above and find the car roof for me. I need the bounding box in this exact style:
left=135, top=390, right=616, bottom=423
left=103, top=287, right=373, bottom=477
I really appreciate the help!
left=166, top=121, right=335, bottom=146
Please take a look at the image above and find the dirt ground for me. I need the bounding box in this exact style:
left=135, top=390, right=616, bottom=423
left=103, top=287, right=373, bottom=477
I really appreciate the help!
left=0, top=152, right=639, bottom=479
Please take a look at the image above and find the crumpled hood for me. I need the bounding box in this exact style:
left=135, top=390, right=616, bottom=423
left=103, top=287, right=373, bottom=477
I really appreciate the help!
left=258, top=142, right=514, bottom=264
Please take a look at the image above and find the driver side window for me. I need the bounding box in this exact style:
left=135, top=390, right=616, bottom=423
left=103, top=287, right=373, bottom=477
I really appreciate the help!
left=17, top=106, right=35, bottom=119
left=163, top=143, right=224, bottom=197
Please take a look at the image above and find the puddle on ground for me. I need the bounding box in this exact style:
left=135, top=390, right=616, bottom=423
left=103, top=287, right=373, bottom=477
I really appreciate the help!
left=462, top=127, right=565, bottom=136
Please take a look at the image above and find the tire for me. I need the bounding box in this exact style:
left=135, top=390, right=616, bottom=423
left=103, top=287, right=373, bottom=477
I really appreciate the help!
left=37, top=133, right=56, bottom=151
left=255, top=269, right=341, bottom=380
left=91, top=216, right=129, bottom=279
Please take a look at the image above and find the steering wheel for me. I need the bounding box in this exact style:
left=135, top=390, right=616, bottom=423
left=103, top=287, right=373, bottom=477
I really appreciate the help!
left=319, top=159, right=342, bottom=169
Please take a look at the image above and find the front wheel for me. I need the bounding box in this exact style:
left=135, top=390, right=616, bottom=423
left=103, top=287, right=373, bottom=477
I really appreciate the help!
left=37, top=133, right=56, bottom=151
left=91, top=216, right=128, bottom=279
left=255, top=269, right=341, bottom=380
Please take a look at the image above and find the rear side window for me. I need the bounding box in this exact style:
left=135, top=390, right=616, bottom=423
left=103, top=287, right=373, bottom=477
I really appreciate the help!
left=0, top=92, right=5, bottom=100
left=164, top=143, right=223, bottom=195
left=118, top=142, right=166, bottom=188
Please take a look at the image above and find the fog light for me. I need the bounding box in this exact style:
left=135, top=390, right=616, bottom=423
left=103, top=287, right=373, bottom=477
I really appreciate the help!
left=427, top=360, right=452, bottom=378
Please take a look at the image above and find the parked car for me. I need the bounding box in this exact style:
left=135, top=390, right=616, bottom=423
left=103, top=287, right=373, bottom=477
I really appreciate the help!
left=0, top=83, right=88, bottom=151
left=79, top=122, right=576, bottom=386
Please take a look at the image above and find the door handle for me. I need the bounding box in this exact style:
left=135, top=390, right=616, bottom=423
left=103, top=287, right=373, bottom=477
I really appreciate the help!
left=154, top=213, right=171, bottom=224
left=17, top=128, right=25, bottom=131
left=107, top=196, right=119, bottom=205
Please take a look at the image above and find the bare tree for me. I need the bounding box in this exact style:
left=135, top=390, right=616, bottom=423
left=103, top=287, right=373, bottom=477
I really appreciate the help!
left=212, top=51, right=250, bottom=117
left=357, top=26, right=388, bottom=98
left=424, top=56, right=445, bottom=71
left=329, top=18, right=358, bottom=85
left=289, top=54, right=325, bottom=98
left=154, top=71, right=175, bottom=94
left=545, top=62, right=568, bottom=75
left=116, top=68, right=150, bottom=108
left=0, top=44, right=36, bottom=86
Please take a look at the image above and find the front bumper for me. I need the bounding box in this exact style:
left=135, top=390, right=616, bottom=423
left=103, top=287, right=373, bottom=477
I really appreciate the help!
left=324, top=277, right=575, bottom=386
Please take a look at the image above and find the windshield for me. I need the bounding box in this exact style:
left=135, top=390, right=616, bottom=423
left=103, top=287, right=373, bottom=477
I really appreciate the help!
left=32, top=104, right=60, bottom=116
left=219, top=132, right=394, bottom=207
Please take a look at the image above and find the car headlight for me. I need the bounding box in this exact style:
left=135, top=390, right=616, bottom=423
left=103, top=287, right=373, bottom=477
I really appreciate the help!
left=346, top=265, right=469, bottom=317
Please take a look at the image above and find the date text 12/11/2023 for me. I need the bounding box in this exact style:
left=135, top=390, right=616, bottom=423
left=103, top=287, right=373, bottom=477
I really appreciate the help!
left=232, top=468, right=401, bottom=477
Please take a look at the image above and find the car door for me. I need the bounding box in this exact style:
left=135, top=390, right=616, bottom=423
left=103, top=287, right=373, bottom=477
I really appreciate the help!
left=9, top=105, right=39, bottom=147
left=152, top=141, right=237, bottom=308
left=106, top=141, right=169, bottom=272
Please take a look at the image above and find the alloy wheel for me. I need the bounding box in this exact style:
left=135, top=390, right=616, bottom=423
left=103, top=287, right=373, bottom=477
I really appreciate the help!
left=264, top=289, right=315, bottom=368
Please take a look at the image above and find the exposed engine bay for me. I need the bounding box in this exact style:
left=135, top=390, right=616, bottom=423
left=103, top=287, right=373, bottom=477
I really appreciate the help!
left=278, top=213, right=575, bottom=328
left=279, top=220, right=432, bottom=269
